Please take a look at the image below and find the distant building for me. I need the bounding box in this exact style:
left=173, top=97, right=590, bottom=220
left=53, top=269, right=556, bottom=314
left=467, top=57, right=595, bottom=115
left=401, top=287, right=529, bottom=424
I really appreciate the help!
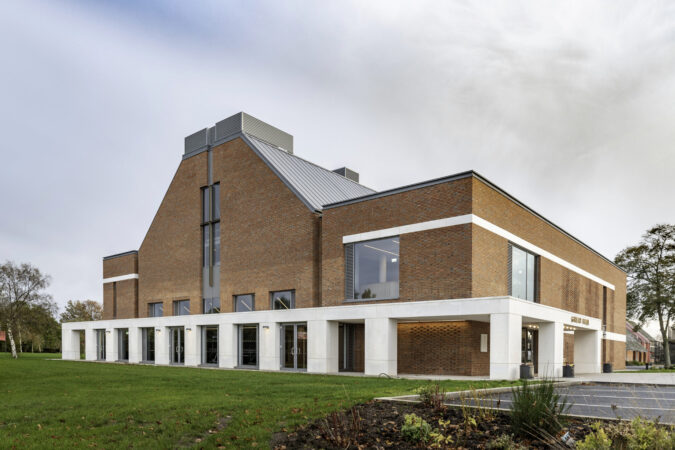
left=626, top=322, right=648, bottom=363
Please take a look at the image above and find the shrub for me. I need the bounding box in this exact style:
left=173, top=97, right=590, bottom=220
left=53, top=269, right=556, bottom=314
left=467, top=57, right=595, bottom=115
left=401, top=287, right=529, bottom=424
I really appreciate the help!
left=401, top=413, right=432, bottom=443
left=485, top=433, right=522, bottom=449
left=577, top=418, right=675, bottom=450
left=416, top=383, right=446, bottom=410
left=509, top=379, right=571, bottom=439
left=576, top=423, right=613, bottom=450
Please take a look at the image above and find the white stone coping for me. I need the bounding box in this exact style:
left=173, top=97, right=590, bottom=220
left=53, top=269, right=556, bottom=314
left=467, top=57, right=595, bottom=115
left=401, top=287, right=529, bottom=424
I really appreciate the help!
left=102, top=273, right=139, bottom=284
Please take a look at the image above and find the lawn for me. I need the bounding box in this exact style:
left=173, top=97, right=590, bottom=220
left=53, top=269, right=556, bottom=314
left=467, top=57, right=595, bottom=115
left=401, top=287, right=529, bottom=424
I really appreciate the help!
left=0, top=353, right=518, bottom=449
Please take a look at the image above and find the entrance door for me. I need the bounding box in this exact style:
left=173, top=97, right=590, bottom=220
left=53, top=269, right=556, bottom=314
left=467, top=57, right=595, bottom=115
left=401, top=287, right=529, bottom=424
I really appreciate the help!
left=96, top=329, right=106, bottom=361
left=239, top=325, right=258, bottom=367
left=202, top=326, right=218, bottom=365
left=142, top=328, right=155, bottom=362
left=521, top=328, right=539, bottom=374
left=281, top=323, right=307, bottom=370
left=170, top=327, right=185, bottom=364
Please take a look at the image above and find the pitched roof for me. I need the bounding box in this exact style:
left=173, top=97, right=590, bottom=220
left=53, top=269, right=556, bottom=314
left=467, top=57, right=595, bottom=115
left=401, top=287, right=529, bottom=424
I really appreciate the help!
left=243, top=134, right=375, bottom=211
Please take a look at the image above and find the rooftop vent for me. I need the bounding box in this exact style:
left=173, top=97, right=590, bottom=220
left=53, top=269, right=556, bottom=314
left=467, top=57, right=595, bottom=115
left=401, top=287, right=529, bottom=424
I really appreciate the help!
left=184, top=112, right=293, bottom=158
left=332, top=167, right=359, bottom=183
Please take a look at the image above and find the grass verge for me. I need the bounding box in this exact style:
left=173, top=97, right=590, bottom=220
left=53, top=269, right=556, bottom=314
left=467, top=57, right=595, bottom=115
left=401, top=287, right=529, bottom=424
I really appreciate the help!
left=0, top=353, right=517, bottom=448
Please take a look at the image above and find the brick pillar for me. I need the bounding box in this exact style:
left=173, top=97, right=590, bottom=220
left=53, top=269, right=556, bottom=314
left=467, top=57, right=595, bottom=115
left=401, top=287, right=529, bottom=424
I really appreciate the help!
left=307, top=320, right=339, bottom=373
left=574, top=329, right=601, bottom=374
left=489, top=313, right=521, bottom=380
left=365, top=318, right=397, bottom=376
left=538, top=321, right=564, bottom=378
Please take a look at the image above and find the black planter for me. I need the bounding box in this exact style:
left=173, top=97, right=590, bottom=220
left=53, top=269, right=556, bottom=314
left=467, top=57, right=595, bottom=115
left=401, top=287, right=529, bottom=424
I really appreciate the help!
left=520, top=364, right=534, bottom=379
left=603, top=363, right=613, bottom=373
left=563, top=365, right=574, bottom=378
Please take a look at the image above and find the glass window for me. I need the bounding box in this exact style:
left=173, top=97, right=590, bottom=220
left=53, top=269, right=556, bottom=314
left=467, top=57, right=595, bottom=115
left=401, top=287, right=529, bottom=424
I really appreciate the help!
left=202, top=187, right=210, bottom=223
left=202, top=225, right=210, bottom=267
left=148, top=302, right=163, bottom=317
left=352, top=237, right=399, bottom=300
left=271, top=290, right=294, bottom=310
left=213, top=222, right=220, bottom=265
left=203, top=297, right=220, bottom=314
left=142, top=328, right=155, bottom=362
left=202, top=326, right=218, bottom=365
left=173, top=299, right=190, bottom=316
left=235, top=294, right=254, bottom=312
left=239, top=325, right=258, bottom=367
left=511, top=245, right=537, bottom=302
left=212, top=183, right=220, bottom=220
left=118, top=329, right=129, bottom=361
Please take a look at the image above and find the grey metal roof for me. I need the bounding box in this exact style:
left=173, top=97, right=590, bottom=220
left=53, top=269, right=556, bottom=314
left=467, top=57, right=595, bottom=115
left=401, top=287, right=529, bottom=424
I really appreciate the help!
left=244, top=134, right=375, bottom=211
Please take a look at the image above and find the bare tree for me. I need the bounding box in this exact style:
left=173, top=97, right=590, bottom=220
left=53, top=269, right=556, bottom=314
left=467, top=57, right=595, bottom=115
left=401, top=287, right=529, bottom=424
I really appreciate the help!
left=0, top=261, right=54, bottom=359
left=615, top=224, right=675, bottom=368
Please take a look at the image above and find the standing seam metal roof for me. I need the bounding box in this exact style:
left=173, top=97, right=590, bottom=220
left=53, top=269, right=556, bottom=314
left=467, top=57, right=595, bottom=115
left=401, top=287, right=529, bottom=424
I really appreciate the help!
left=244, top=134, right=375, bottom=211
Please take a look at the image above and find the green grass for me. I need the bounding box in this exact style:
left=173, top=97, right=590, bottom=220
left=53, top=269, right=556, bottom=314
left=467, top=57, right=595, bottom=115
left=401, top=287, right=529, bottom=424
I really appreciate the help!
left=0, top=353, right=518, bottom=449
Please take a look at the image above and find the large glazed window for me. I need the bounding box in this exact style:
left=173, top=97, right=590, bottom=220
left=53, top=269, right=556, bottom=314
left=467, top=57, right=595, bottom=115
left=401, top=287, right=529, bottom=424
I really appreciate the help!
left=510, top=244, right=537, bottom=302
left=271, top=290, right=295, bottom=310
left=203, top=297, right=220, bottom=314
left=346, top=237, right=399, bottom=300
left=238, top=324, right=258, bottom=367
left=235, top=294, right=254, bottom=312
left=148, top=302, right=163, bottom=317
left=173, top=300, right=190, bottom=316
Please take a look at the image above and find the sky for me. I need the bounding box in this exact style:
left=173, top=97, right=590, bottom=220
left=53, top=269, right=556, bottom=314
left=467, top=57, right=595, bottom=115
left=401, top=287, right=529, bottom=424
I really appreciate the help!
left=1, top=1, right=674, bottom=334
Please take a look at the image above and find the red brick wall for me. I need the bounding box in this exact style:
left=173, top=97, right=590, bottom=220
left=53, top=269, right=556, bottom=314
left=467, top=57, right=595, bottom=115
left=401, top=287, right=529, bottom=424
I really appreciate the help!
left=397, top=321, right=489, bottom=376
left=321, top=178, right=473, bottom=305
left=212, top=138, right=321, bottom=311
left=138, top=153, right=207, bottom=317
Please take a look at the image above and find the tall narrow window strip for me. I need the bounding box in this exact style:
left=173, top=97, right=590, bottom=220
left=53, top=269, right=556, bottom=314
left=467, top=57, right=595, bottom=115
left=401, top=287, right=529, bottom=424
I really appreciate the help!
left=510, top=245, right=537, bottom=302
left=212, top=183, right=220, bottom=220
left=202, top=187, right=210, bottom=223
left=213, top=222, right=220, bottom=265
left=202, top=225, right=210, bottom=267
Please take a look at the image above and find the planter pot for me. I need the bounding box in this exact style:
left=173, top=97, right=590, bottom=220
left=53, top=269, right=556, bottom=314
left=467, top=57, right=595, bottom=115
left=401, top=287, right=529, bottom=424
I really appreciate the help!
left=563, top=365, right=574, bottom=378
left=603, top=363, right=613, bottom=373
left=520, top=364, right=534, bottom=379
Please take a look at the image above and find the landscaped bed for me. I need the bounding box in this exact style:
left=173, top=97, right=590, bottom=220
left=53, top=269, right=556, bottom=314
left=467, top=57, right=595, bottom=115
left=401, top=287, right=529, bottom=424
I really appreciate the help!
left=271, top=400, right=594, bottom=449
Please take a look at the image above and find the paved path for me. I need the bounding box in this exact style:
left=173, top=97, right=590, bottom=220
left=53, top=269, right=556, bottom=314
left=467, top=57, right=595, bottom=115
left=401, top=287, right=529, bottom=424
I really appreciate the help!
left=444, top=383, right=675, bottom=424
left=576, top=372, right=675, bottom=385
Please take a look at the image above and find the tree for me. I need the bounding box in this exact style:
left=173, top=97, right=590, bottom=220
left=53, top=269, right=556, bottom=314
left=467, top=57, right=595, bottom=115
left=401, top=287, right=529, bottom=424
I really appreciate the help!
left=60, top=300, right=102, bottom=323
left=615, top=224, right=675, bottom=368
left=0, top=261, right=55, bottom=358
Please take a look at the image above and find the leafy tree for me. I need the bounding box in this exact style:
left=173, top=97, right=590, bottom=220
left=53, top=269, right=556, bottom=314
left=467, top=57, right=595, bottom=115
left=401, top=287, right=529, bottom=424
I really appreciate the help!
left=23, top=304, right=60, bottom=352
left=0, top=261, right=55, bottom=358
left=60, top=299, right=102, bottom=322
left=615, top=224, right=675, bottom=368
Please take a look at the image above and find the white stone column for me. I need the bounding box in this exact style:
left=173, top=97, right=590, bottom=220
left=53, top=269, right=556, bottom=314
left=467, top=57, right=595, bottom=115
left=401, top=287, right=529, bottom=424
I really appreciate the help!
left=364, top=318, right=397, bottom=376
left=106, top=329, right=117, bottom=362
left=219, top=323, right=237, bottom=368
left=62, top=328, right=80, bottom=360
left=489, top=313, right=522, bottom=380
left=128, top=327, right=142, bottom=363
left=85, top=328, right=97, bottom=360
left=184, top=326, right=199, bottom=366
left=538, top=321, right=564, bottom=378
left=155, top=327, right=170, bottom=365
left=574, top=329, right=602, bottom=374
left=307, top=320, right=339, bottom=373
left=259, top=322, right=280, bottom=371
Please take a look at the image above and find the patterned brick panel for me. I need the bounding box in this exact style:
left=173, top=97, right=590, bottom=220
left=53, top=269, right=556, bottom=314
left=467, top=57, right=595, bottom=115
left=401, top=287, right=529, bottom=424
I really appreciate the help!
left=563, top=333, right=574, bottom=364
left=397, top=321, right=489, bottom=376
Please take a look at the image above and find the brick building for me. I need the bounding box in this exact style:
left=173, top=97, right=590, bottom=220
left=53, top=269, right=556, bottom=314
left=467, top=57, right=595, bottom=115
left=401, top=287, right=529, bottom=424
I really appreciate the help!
left=62, top=112, right=627, bottom=379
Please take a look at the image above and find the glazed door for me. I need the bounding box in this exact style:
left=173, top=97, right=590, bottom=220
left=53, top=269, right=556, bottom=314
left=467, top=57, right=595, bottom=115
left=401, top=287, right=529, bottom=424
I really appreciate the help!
left=281, top=323, right=307, bottom=370
left=170, top=327, right=184, bottom=364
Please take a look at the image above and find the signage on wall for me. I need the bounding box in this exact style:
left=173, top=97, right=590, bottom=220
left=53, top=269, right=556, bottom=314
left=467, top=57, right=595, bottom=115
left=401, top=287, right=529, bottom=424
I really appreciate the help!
left=570, top=316, right=590, bottom=326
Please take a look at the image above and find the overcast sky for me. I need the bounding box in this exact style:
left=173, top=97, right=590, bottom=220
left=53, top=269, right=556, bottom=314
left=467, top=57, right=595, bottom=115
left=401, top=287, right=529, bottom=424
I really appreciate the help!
left=1, top=1, right=674, bottom=330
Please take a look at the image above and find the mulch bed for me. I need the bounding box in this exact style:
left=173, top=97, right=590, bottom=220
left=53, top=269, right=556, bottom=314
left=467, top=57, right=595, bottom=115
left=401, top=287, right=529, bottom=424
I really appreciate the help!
left=271, top=400, right=595, bottom=449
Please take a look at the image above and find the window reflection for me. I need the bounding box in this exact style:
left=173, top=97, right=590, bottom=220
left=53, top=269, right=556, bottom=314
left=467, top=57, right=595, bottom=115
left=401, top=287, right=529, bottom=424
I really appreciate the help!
left=354, top=237, right=399, bottom=299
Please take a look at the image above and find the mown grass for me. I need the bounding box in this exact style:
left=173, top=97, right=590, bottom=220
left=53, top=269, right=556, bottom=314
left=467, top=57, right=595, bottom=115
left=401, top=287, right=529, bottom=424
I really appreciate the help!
left=0, top=353, right=518, bottom=449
